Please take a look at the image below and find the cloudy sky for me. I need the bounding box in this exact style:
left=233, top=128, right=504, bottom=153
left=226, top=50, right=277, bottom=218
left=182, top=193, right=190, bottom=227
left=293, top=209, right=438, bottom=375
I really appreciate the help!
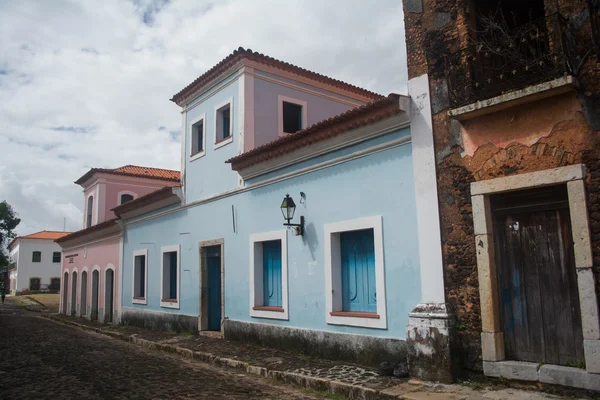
left=0, top=0, right=407, bottom=236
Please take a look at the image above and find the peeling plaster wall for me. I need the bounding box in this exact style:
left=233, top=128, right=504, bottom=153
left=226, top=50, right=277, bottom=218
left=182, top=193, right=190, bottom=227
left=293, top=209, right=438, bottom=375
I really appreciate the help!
left=404, top=0, right=600, bottom=372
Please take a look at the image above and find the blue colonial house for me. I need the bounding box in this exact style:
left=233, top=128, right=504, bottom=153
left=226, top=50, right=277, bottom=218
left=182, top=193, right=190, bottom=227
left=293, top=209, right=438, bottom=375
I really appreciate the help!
left=113, top=48, right=451, bottom=380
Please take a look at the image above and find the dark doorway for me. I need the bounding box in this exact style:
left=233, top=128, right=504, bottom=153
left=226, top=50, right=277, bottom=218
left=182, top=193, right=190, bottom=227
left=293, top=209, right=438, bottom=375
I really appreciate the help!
left=91, top=270, right=99, bottom=321
left=105, top=269, right=114, bottom=323
left=62, top=272, right=69, bottom=314
left=71, top=271, right=78, bottom=315
left=81, top=271, right=88, bottom=316
left=491, top=185, right=584, bottom=366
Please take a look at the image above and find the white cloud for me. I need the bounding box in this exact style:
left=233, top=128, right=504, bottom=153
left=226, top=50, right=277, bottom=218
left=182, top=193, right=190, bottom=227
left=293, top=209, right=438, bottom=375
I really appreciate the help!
left=0, top=0, right=407, bottom=236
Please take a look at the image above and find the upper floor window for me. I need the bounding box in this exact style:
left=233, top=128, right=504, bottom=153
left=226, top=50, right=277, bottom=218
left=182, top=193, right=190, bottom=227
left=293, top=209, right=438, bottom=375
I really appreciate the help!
left=52, top=252, right=61, bottom=263
left=86, top=196, right=94, bottom=228
left=215, top=99, right=233, bottom=147
left=190, top=115, right=205, bottom=160
left=120, top=194, right=134, bottom=205
left=278, top=96, right=307, bottom=136
left=32, top=251, right=41, bottom=263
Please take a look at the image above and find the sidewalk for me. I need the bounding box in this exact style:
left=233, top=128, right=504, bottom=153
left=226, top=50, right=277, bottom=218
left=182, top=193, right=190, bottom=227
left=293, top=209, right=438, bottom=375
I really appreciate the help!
left=42, top=313, right=593, bottom=400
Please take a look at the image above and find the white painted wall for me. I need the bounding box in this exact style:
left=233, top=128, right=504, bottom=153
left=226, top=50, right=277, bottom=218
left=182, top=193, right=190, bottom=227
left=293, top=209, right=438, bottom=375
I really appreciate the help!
left=10, top=239, right=64, bottom=293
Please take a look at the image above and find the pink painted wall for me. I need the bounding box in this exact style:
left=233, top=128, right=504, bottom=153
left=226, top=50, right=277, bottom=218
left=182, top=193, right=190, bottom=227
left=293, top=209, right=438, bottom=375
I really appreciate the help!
left=81, top=175, right=179, bottom=228
left=251, top=76, right=359, bottom=148
left=103, top=179, right=178, bottom=221
left=61, top=235, right=121, bottom=317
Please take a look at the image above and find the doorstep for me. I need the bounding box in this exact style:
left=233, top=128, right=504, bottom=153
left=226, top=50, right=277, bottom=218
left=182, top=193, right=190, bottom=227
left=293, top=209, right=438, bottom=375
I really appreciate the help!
left=484, top=360, right=600, bottom=392
left=42, top=313, right=594, bottom=400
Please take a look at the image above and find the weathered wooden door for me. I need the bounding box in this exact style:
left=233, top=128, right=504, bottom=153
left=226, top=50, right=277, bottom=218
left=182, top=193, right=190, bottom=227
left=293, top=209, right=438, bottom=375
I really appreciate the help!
left=492, top=185, right=584, bottom=366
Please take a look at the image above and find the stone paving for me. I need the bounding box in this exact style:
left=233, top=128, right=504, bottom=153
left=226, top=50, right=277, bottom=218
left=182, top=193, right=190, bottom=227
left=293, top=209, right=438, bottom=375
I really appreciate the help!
left=43, top=313, right=597, bottom=400
left=0, top=299, right=336, bottom=399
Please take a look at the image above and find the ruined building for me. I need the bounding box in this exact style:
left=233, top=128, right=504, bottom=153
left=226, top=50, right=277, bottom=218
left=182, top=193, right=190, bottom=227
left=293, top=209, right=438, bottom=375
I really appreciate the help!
left=404, top=0, right=600, bottom=390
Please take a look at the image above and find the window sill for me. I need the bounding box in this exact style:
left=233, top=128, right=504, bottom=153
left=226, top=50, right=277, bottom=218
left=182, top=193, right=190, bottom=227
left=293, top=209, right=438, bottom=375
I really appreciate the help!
left=161, top=298, right=177, bottom=302
left=330, top=311, right=380, bottom=319
left=132, top=297, right=147, bottom=305
left=190, top=150, right=205, bottom=162
left=214, top=136, right=233, bottom=149
left=250, top=305, right=288, bottom=320
left=253, top=306, right=284, bottom=312
left=160, top=298, right=180, bottom=309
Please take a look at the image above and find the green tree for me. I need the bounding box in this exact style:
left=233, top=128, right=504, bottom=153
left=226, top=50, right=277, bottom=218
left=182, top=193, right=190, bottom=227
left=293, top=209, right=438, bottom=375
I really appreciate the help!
left=0, top=201, right=21, bottom=269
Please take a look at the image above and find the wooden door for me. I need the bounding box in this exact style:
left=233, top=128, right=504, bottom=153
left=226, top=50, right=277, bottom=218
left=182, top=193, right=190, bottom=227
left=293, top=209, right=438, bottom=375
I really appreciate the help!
left=206, top=246, right=222, bottom=331
left=492, top=185, right=584, bottom=365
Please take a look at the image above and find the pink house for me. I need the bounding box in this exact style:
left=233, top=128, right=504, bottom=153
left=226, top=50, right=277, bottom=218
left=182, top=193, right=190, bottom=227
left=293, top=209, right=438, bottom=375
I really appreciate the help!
left=57, top=165, right=180, bottom=323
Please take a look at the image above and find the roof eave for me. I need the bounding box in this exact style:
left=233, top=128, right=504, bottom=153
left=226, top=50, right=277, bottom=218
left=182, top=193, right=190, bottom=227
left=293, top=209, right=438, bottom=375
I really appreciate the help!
left=113, top=186, right=183, bottom=220
left=56, top=221, right=121, bottom=249
left=227, top=93, right=410, bottom=172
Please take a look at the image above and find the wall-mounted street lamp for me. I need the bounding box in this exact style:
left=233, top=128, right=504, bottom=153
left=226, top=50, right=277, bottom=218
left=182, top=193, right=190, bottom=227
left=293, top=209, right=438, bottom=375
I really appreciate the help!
left=280, top=194, right=304, bottom=236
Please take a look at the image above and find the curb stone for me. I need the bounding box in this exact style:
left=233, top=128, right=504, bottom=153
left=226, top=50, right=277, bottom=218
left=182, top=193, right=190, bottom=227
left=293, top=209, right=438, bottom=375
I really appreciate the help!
left=39, top=314, right=402, bottom=399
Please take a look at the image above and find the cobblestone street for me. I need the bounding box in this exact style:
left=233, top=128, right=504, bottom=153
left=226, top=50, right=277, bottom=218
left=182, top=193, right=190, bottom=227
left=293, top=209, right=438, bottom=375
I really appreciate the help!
left=0, top=300, right=331, bottom=400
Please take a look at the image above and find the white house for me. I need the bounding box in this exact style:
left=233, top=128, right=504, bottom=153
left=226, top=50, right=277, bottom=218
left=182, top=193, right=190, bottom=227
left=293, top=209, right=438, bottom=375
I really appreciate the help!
left=8, top=231, right=71, bottom=295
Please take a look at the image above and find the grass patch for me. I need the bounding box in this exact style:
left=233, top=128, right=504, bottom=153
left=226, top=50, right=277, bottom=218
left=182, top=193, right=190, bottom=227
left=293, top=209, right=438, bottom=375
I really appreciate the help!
left=25, top=293, right=60, bottom=312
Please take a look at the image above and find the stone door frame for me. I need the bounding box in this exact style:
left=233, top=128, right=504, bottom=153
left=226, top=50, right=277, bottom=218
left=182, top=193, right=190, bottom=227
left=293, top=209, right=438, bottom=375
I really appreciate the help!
left=471, top=164, right=600, bottom=381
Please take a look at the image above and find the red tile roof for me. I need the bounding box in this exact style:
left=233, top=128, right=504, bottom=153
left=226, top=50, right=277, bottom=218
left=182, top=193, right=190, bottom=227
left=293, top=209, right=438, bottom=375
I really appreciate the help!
left=75, top=165, right=180, bottom=185
left=226, top=94, right=406, bottom=170
left=9, top=230, right=72, bottom=249
left=171, top=47, right=383, bottom=105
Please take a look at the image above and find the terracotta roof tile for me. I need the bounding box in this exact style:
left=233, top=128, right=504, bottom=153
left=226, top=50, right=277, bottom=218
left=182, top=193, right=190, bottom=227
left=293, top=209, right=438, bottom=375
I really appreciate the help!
left=75, top=165, right=180, bottom=185
left=171, top=47, right=383, bottom=105
left=226, top=94, right=405, bottom=170
left=9, top=230, right=72, bottom=249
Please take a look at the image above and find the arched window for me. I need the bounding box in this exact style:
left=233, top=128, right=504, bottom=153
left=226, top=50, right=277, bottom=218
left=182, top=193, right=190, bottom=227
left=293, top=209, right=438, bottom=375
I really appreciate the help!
left=120, top=194, right=134, bottom=204
left=86, top=196, right=93, bottom=228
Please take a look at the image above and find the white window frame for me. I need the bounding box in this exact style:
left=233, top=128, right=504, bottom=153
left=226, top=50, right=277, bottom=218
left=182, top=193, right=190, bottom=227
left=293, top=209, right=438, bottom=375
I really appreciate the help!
left=117, top=190, right=137, bottom=205
left=160, top=245, right=180, bottom=309
left=249, top=230, right=288, bottom=320
left=278, top=95, right=308, bottom=137
left=324, top=215, right=387, bottom=329
left=132, top=249, right=148, bottom=305
left=213, top=97, right=234, bottom=149
left=189, top=113, right=206, bottom=161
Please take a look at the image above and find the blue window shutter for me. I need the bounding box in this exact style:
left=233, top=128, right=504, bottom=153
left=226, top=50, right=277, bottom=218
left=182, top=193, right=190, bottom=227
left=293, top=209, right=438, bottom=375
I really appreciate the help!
left=198, top=122, right=204, bottom=152
left=169, top=252, right=177, bottom=299
left=223, top=108, right=231, bottom=138
left=140, top=255, right=145, bottom=298
left=341, top=229, right=376, bottom=312
left=262, top=240, right=282, bottom=307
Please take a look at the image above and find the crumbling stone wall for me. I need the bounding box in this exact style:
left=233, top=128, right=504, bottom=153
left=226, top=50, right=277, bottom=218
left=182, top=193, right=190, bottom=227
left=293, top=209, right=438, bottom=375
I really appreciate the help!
left=404, top=0, right=600, bottom=373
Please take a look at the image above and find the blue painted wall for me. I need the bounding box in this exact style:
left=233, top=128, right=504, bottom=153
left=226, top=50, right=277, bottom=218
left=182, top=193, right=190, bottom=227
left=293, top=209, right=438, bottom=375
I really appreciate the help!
left=184, top=75, right=241, bottom=202
left=122, top=128, right=421, bottom=339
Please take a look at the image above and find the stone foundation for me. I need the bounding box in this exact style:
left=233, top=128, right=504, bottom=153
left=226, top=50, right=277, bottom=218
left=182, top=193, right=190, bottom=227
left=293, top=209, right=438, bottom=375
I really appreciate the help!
left=122, top=308, right=198, bottom=334
left=406, top=303, right=456, bottom=383
left=223, top=319, right=407, bottom=368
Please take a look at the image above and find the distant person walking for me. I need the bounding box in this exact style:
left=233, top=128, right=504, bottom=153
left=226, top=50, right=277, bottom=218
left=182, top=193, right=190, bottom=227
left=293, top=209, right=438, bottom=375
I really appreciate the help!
left=1, top=287, right=5, bottom=304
